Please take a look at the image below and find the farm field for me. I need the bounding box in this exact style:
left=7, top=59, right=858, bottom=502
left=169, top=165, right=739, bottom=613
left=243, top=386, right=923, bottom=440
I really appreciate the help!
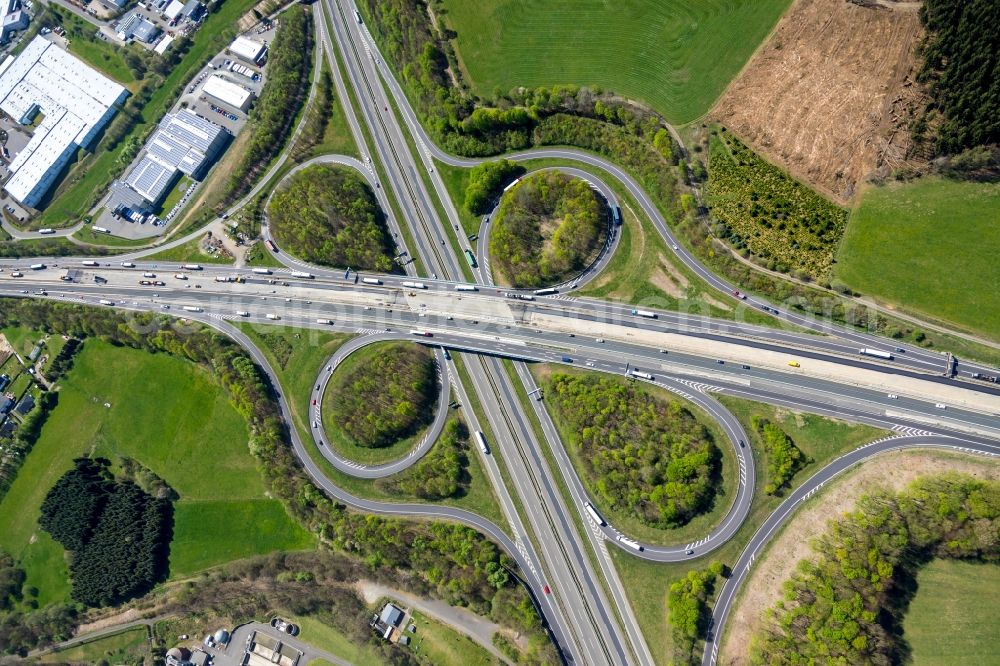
left=438, top=0, right=792, bottom=124
left=0, top=337, right=313, bottom=605
left=836, top=178, right=1000, bottom=341
left=713, top=0, right=924, bottom=201
left=902, top=559, right=1000, bottom=666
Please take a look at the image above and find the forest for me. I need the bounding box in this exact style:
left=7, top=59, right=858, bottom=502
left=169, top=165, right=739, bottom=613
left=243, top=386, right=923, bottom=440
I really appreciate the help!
left=752, top=473, right=1000, bottom=664
left=39, top=458, right=173, bottom=607
left=378, top=419, right=470, bottom=500
left=225, top=5, right=312, bottom=204
left=0, top=299, right=558, bottom=663
left=268, top=164, right=395, bottom=272
left=328, top=343, right=437, bottom=448
left=489, top=171, right=604, bottom=288
left=545, top=372, right=720, bottom=528
left=917, top=0, right=999, bottom=155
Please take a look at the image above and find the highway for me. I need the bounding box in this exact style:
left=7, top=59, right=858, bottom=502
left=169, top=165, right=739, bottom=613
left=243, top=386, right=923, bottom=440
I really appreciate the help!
left=1, top=2, right=999, bottom=665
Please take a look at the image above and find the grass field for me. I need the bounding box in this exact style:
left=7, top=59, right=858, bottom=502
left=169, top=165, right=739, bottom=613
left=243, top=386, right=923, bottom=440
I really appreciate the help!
left=836, top=178, right=1000, bottom=341
left=609, top=395, right=888, bottom=664
left=405, top=610, right=497, bottom=665
left=0, top=336, right=313, bottom=605
left=439, top=0, right=791, bottom=124
left=34, top=627, right=149, bottom=664
left=903, top=559, right=1000, bottom=665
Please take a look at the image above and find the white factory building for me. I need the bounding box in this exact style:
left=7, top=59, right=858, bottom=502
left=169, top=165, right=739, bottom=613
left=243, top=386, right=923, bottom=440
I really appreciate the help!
left=123, top=108, right=229, bottom=205
left=202, top=74, right=254, bottom=112
left=0, top=36, right=128, bottom=208
left=229, top=36, right=267, bottom=65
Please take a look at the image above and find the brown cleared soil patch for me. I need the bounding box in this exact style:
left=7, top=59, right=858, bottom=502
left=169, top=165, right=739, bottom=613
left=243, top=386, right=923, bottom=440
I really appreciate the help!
left=720, top=449, right=1000, bottom=664
left=712, top=0, right=927, bottom=202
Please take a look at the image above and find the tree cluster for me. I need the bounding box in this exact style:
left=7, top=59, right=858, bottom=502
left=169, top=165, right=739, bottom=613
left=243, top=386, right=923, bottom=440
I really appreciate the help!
left=226, top=6, right=312, bottom=204
left=668, top=561, right=724, bottom=664
left=490, top=171, right=604, bottom=288
left=750, top=416, right=808, bottom=496
left=0, top=299, right=556, bottom=661
left=329, top=343, right=437, bottom=448
left=0, top=551, right=25, bottom=612
left=463, top=159, right=524, bottom=215
left=39, top=458, right=173, bottom=607
left=916, top=0, right=1000, bottom=155
left=378, top=419, right=469, bottom=500
left=752, top=474, right=1000, bottom=665
left=269, top=164, right=395, bottom=272
left=545, top=373, right=720, bottom=528
left=291, top=66, right=334, bottom=162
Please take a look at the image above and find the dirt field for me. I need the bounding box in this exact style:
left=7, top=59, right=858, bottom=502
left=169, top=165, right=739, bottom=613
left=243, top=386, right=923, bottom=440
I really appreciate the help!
left=712, top=0, right=927, bottom=202
left=719, top=449, right=1000, bottom=664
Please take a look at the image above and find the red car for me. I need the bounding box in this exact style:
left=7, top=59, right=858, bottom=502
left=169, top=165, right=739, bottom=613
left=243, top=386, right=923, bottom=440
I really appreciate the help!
left=543, top=585, right=551, bottom=595
left=312, top=399, right=317, bottom=405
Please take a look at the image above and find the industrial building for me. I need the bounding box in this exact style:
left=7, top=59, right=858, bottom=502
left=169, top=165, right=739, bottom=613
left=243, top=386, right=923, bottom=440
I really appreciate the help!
left=202, top=73, right=254, bottom=111
left=0, top=0, right=29, bottom=44
left=229, top=36, right=267, bottom=65
left=0, top=36, right=128, bottom=208
left=117, top=11, right=161, bottom=43
left=122, top=108, right=229, bottom=205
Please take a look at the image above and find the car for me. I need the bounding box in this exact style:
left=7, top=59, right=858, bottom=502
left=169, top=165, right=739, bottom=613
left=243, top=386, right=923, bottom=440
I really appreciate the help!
left=672, top=244, right=679, bottom=250
left=312, top=421, right=318, bottom=428
left=716, top=359, right=724, bottom=364
left=788, top=361, right=801, bottom=368
left=739, top=440, right=745, bottom=448
left=935, top=403, right=947, bottom=409
left=895, top=347, right=905, bottom=353
left=741, top=364, right=750, bottom=369
left=543, top=585, right=551, bottom=595
left=312, top=399, right=317, bottom=405
left=887, top=394, right=898, bottom=399
left=659, top=349, right=668, bottom=354
left=685, top=549, right=695, bottom=555
left=596, top=338, right=604, bottom=343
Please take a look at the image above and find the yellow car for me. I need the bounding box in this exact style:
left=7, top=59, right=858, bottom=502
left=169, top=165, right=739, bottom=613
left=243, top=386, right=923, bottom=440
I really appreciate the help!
left=788, top=361, right=801, bottom=368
